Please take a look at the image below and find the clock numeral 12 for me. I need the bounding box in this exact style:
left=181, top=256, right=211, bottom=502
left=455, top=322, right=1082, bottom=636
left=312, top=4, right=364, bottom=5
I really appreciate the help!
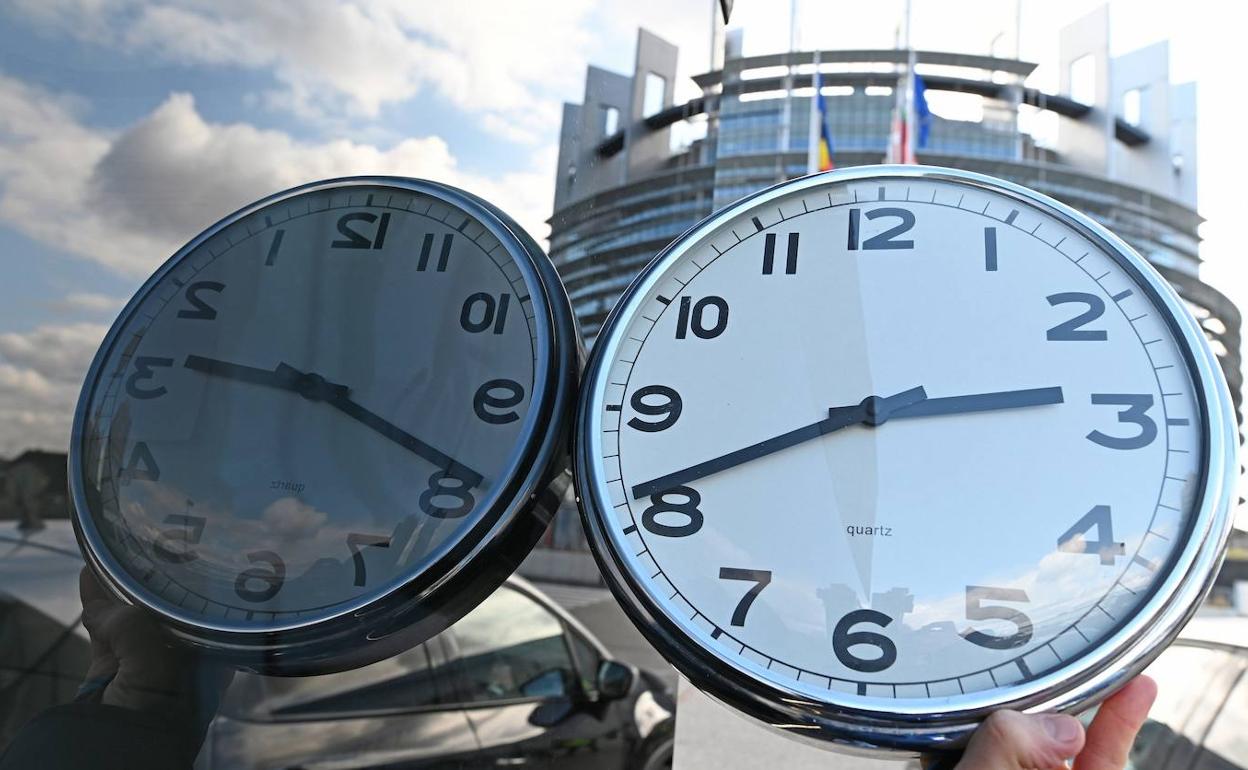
left=847, top=208, right=915, bottom=251
left=332, top=212, right=391, bottom=250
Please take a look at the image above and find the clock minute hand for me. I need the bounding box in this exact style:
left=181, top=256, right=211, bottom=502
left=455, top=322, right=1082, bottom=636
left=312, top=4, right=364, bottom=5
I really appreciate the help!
left=629, top=386, right=928, bottom=500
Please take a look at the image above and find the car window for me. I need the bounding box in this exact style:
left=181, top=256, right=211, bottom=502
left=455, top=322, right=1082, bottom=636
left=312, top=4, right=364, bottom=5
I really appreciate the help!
left=448, top=586, right=577, bottom=704
left=1128, top=645, right=1243, bottom=770
left=1195, top=672, right=1248, bottom=770
left=568, top=627, right=605, bottom=696
left=220, top=638, right=449, bottom=720
left=0, top=599, right=90, bottom=751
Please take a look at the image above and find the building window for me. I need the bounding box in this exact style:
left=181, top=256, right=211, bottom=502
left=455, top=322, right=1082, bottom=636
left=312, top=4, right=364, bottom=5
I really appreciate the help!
left=643, top=72, right=666, bottom=118
left=1068, top=55, right=1096, bottom=105
left=602, top=105, right=619, bottom=136
left=1123, top=87, right=1145, bottom=127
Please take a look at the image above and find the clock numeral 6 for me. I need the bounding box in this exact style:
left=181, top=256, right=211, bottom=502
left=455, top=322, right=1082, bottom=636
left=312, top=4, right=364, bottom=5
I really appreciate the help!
left=126, top=356, right=174, bottom=400
left=1058, top=504, right=1125, bottom=565
left=1087, top=393, right=1157, bottom=449
left=234, top=551, right=286, bottom=603
left=641, top=486, right=703, bottom=538
left=847, top=207, right=915, bottom=251
left=627, top=385, right=682, bottom=432
left=719, top=567, right=771, bottom=626
left=473, top=379, right=525, bottom=424
left=346, top=533, right=391, bottom=587
left=1046, top=292, right=1107, bottom=341
left=331, top=211, right=391, bottom=250
left=460, top=292, right=511, bottom=335
left=960, top=586, right=1033, bottom=650
left=176, top=281, right=224, bottom=321
left=152, top=512, right=205, bottom=564
left=832, top=609, right=897, bottom=673
left=419, top=470, right=475, bottom=519
left=675, top=296, right=728, bottom=340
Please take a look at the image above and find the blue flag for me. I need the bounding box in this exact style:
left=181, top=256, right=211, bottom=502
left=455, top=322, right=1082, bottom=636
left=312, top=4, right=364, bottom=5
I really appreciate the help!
left=914, top=73, right=932, bottom=148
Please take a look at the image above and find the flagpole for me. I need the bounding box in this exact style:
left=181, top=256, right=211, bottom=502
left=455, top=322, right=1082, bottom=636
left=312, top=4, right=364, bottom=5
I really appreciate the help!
left=807, top=49, right=821, bottom=174
left=904, top=0, right=917, bottom=164
left=778, top=0, right=798, bottom=180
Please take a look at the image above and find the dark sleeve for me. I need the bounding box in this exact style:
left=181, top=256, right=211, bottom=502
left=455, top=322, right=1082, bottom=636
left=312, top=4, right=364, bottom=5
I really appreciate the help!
left=0, top=702, right=197, bottom=770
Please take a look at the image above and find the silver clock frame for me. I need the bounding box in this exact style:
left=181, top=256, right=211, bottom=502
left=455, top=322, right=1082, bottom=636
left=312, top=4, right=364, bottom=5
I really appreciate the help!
left=574, top=164, right=1238, bottom=754
left=70, top=176, right=582, bottom=675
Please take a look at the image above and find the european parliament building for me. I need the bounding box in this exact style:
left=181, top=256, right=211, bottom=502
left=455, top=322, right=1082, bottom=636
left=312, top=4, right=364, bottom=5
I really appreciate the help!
left=533, top=8, right=1242, bottom=560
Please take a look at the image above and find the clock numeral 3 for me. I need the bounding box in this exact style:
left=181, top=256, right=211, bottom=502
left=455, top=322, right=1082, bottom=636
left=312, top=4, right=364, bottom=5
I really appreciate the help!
left=961, top=585, right=1033, bottom=650
left=1058, top=504, right=1125, bottom=565
left=153, top=512, right=205, bottom=564
left=235, top=551, right=285, bottom=603
left=1046, top=292, right=1107, bottom=341
left=847, top=207, right=915, bottom=251
left=627, top=385, right=682, bottom=432
left=126, top=356, right=174, bottom=400
left=177, top=281, right=224, bottom=321
left=641, top=486, right=703, bottom=538
left=460, top=292, right=511, bottom=334
left=473, top=379, right=525, bottom=424
left=1087, top=393, right=1157, bottom=449
left=832, top=609, right=896, bottom=673
left=675, top=296, right=728, bottom=340
left=719, top=567, right=771, bottom=626
left=419, top=470, right=475, bottom=519
left=346, top=533, right=391, bottom=587
left=331, top=212, right=391, bottom=250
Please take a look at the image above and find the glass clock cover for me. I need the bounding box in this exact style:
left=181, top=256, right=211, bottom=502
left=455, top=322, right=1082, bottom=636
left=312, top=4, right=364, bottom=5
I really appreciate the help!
left=71, top=177, right=579, bottom=674
left=575, top=166, right=1237, bottom=752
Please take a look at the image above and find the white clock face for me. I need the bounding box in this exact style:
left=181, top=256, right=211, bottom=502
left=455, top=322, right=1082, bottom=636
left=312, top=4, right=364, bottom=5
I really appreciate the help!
left=584, top=173, right=1208, bottom=703
left=77, top=182, right=549, bottom=629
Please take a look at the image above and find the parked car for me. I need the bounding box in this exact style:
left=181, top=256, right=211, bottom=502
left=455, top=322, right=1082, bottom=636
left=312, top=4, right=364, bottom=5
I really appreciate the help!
left=0, top=521, right=675, bottom=769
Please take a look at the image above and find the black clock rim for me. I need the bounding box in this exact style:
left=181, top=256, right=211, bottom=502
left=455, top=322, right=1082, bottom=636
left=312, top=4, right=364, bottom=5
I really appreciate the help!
left=69, top=176, right=582, bottom=674
left=573, top=164, right=1236, bottom=752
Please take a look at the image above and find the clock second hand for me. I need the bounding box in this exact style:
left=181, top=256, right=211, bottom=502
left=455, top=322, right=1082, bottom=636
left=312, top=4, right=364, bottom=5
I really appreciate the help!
left=629, top=385, right=1064, bottom=500
left=183, top=355, right=484, bottom=488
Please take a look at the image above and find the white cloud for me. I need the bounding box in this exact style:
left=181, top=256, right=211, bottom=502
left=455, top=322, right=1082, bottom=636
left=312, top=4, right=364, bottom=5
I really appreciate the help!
left=9, top=0, right=594, bottom=142
left=47, top=292, right=126, bottom=316
left=0, top=322, right=109, bottom=456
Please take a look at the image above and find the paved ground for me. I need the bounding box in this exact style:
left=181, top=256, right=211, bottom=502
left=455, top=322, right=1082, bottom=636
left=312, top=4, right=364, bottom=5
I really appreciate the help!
left=532, top=580, right=679, bottom=691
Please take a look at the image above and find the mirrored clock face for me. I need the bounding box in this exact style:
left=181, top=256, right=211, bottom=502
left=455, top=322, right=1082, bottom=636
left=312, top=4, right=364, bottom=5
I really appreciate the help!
left=77, top=182, right=549, bottom=629
left=583, top=173, right=1208, bottom=703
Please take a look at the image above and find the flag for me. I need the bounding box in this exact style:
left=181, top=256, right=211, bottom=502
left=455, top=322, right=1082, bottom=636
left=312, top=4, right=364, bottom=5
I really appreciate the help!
left=885, top=63, right=914, bottom=164
left=812, top=69, right=835, bottom=172
left=914, top=73, right=932, bottom=149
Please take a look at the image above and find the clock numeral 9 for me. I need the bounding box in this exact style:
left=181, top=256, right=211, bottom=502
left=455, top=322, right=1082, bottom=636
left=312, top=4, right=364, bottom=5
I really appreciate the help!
left=234, top=551, right=286, bottom=603
left=152, top=512, right=205, bottom=564
left=1046, top=292, right=1107, bottom=341
left=627, top=385, right=682, bottom=432
left=1058, top=504, right=1125, bottom=565
left=126, top=356, right=174, bottom=399
left=331, top=212, right=391, bottom=250
left=719, top=567, right=771, bottom=626
left=473, top=379, right=525, bottom=424
left=641, top=486, right=703, bottom=538
left=675, top=296, right=728, bottom=340
left=419, top=470, right=475, bottom=519
left=176, top=281, right=224, bottom=321
left=960, top=586, right=1033, bottom=650
left=460, top=292, right=511, bottom=334
left=832, top=609, right=897, bottom=673
left=847, top=207, right=915, bottom=251
left=1087, top=394, right=1156, bottom=449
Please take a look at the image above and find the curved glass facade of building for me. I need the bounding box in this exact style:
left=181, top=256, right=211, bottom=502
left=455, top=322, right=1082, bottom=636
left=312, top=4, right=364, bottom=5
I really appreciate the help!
left=549, top=35, right=1241, bottom=430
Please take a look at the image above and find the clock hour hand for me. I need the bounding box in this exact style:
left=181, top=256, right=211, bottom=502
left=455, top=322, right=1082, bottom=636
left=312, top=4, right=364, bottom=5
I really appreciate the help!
left=890, top=386, right=1064, bottom=420
left=630, top=386, right=928, bottom=499
left=184, top=355, right=484, bottom=488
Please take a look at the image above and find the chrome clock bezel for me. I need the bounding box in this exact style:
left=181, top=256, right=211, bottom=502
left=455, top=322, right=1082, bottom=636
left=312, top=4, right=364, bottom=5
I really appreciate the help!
left=70, top=176, right=581, bottom=675
left=574, top=164, right=1237, bottom=753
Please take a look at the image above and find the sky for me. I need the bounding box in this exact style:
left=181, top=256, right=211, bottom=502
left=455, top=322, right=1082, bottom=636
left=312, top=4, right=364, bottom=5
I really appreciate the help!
left=0, top=0, right=1243, bottom=460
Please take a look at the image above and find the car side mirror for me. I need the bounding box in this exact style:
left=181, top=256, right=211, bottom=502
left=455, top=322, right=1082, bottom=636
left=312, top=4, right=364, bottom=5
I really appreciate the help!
left=596, top=659, right=634, bottom=701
